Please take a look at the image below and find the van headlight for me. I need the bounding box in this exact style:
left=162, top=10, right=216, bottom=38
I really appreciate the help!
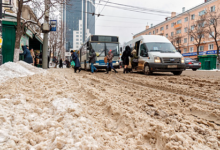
left=154, top=57, right=161, bottom=63
left=181, top=57, right=185, bottom=63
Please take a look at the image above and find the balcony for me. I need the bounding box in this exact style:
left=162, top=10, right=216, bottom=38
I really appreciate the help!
left=158, top=30, right=164, bottom=35
left=174, top=24, right=182, bottom=29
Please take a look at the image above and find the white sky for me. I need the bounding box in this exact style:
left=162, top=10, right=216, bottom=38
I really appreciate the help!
left=94, top=0, right=205, bottom=45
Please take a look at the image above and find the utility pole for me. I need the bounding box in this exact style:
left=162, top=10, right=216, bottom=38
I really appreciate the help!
left=0, top=0, right=2, bottom=65
left=42, top=0, right=49, bottom=69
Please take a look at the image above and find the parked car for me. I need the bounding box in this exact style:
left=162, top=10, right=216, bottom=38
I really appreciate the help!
left=184, top=58, right=201, bottom=71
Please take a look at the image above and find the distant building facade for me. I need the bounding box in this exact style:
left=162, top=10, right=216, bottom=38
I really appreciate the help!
left=133, top=0, right=219, bottom=58
left=63, top=0, right=95, bottom=52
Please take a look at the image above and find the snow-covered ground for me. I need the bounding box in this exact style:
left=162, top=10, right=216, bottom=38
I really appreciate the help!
left=0, top=63, right=219, bottom=149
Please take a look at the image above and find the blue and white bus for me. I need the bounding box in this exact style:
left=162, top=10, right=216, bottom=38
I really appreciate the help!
left=79, top=35, right=120, bottom=70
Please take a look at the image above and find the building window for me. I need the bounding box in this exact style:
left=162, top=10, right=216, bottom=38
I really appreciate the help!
left=199, top=46, right=204, bottom=51
left=76, top=46, right=78, bottom=48
left=149, top=32, right=151, bottom=35
left=209, top=44, right=214, bottom=50
left=190, top=47, right=194, bottom=52
left=160, top=27, right=164, bottom=31
left=184, top=27, right=188, bottom=33
left=209, top=32, right=214, bottom=38
left=76, top=39, right=79, bottom=41
left=184, top=17, right=188, bottom=22
left=171, top=23, right=175, bottom=27
left=211, top=6, right=215, bottom=12
left=80, top=24, right=83, bottom=27
left=184, top=38, right=187, bottom=43
left=76, top=32, right=79, bottom=34
left=184, top=48, right=187, bottom=53
left=80, top=32, right=82, bottom=34
left=80, top=28, right=82, bottom=30
left=171, top=32, right=174, bottom=36
left=76, top=35, right=79, bottom=37
left=176, top=39, right=181, bottom=44
left=191, top=25, right=195, bottom=30
left=166, top=34, right=168, bottom=38
left=177, top=20, right=181, bottom=24
left=191, top=14, right=195, bottom=20
left=166, top=25, right=168, bottom=29
left=176, top=29, right=181, bottom=34
left=156, top=29, right=158, bottom=33
left=199, top=10, right=206, bottom=16
left=76, top=42, right=79, bottom=44
left=153, top=30, right=155, bottom=34
left=80, top=39, right=82, bottom=41
left=191, top=37, right=194, bottom=41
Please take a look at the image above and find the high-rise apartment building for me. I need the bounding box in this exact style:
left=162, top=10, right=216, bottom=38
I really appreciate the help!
left=63, top=0, right=95, bottom=52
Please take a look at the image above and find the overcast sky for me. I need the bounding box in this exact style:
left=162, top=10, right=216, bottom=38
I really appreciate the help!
left=94, top=0, right=205, bottom=45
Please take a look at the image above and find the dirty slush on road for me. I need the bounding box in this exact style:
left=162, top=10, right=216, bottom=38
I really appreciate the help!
left=0, top=63, right=220, bottom=150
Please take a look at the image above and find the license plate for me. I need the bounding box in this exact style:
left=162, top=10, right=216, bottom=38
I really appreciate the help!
left=194, top=63, right=199, bottom=65
left=99, top=63, right=106, bottom=66
left=168, top=65, right=177, bottom=68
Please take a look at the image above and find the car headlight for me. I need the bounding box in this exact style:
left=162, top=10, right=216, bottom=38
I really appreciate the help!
left=154, top=57, right=161, bottom=63
left=181, top=57, right=185, bottom=63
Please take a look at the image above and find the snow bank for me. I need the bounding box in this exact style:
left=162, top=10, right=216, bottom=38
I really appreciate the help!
left=0, top=61, right=46, bottom=83
left=0, top=97, right=100, bottom=149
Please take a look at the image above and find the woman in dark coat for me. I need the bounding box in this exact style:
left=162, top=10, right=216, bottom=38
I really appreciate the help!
left=122, top=46, right=133, bottom=73
left=22, top=45, right=33, bottom=64
left=59, top=58, right=63, bottom=68
left=71, top=51, right=81, bottom=73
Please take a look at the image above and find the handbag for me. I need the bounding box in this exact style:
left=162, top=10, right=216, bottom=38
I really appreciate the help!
left=71, top=61, right=75, bottom=67
left=132, top=59, right=138, bottom=63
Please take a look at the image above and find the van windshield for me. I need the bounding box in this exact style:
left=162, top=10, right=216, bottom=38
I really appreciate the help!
left=145, top=42, right=177, bottom=53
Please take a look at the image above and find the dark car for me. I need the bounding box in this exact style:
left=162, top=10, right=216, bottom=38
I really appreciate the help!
left=184, top=58, right=201, bottom=71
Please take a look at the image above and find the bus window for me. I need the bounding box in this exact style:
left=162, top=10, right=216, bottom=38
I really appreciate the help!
left=90, top=43, right=105, bottom=57
left=106, top=43, right=119, bottom=56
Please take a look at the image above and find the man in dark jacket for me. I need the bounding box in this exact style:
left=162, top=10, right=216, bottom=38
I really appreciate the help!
left=89, top=49, right=97, bottom=73
left=22, top=45, right=33, bottom=64
left=106, top=50, right=118, bottom=74
left=71, top=50, right=81, bottom=73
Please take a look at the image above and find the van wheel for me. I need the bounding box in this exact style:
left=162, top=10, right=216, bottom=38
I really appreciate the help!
left=192, top=69, right=197, bottom=71
left=172, top=71, right=182, bottom=75
left=144, top=64, right=152, bottom=75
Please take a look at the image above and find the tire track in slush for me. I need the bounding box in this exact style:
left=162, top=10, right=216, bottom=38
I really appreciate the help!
left=114, top=74, right=220, bottom=106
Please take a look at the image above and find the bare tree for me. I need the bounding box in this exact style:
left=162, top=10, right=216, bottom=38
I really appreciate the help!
left=188, top=15, right=207, bottom=60
left=206, top=8, right=220, bottom=62
left=169, top=33, right=184, bottom=52
left=13, top=0, right=70, bottom=62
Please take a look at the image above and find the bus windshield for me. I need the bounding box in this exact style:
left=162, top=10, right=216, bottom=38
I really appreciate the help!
left=90, top=43, right=105, bottom=57
left=145, top=42, right=177, bottom=53
left=106, top=43, right=119, bottom=56
left=90, top=43, right=119, bottom=57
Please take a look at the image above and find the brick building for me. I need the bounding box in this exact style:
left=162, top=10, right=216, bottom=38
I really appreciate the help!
left=133, top=0, right=219, bottom=59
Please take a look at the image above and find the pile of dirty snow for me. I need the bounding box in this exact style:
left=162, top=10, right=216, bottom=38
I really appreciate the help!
left=0, top=61, right=46, bottom=83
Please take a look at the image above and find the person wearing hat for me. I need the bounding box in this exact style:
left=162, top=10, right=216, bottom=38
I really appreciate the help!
left=71, top=50, right=81, bottom=73
left=21, top=45, right=33, bottom=65
left=131, top=49, right=138, bottom=69
left=89, top=48, right=98, bottom=73
left=106, top=49, right=118, bottom=74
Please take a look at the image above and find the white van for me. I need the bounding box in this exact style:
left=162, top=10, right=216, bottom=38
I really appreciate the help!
left=127, top=35, right=185, bottom=75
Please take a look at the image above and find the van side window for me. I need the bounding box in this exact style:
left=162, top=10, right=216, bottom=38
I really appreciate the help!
left=140, top=44, right=148, bottom=57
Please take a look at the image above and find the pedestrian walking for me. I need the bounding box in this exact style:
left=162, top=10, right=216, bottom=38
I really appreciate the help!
left=89, top=49, right=97, bottom=73
left=21, top=45, right=33, bottom=65
left=122, top=46, right=133, bottom=73
left=59, top=58, right=63, bottom=68
left=106, top=50, right=118, bottom=74
left=71, top=50, right=81, bottom=73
